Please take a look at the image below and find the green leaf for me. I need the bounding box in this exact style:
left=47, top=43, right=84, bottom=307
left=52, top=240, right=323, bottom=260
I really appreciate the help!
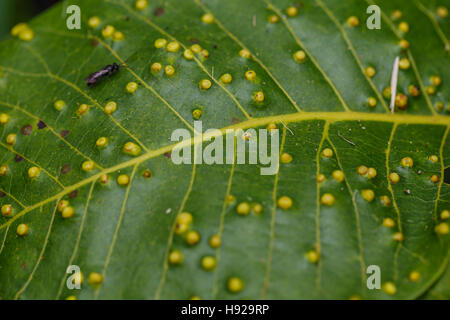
left=0, top=0, right=449, bottom=300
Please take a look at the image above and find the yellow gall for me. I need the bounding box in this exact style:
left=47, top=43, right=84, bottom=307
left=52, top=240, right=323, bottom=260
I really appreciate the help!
left=164, top=65, right=175, bottom=76
left=183, top=49, right=194, bottom=60
left=401, top=157, right=413, bottom=167
left=398, top=39, right=409, bottom=49
left=395, top=94, right=408, bottom=109
left=321, top=148, right=333, bottom=158
left=113, top=31, right=124, bottom=41
left=191, top=44, right=202, bottom=53
left=126, top=82, right=138, bottom=93
left=293, top=50, right=306, bottom=63
left=367, top=168, right=377, bottom=179
left=177, top=212, right=193, bottom=225
left=380, top=195, right=391, bottom=207
left=0, top=113, right=10, bottom=124
left=382, top=282, right=397, bottom=295
left=169, top=249, right=183, bottom=264
left=435, top=222, right=449, bottom=235
left=367, top=96, right=377, bottom=107
left=186, top=230, right=200, bottom=246
left=430, top=174, right=440, bottom=183
left=361, top=189, right=375, bottom=202
left=166, top=41, right=180, bottom=52
left=244, top=70, right=256, bottom=81
left=365, top=66, right=376, bottom=78
left=6, top=133, right=16, bottom=145
left=192, top=109, right=202, bottom=120
left=332, top=170, right=344, bottom=182
left=349, top=295, right=361, bottom=300
left=253, top=203, right=263, bottom=214
left=154, top=38, right=167, bottom=48
left=151, top=62, right=162, bottom=73
left=408, top=85, right=420, bottom=97
left=393, top=232, right=404, bottom=242
left=426, top=86, right=436, bottom=95
left=54, top=99, right=65, bottom=111
left=306, top=250, right=319, bottom=263
left=382, top=218, right=395, bottom=228
left=430, top=76, right=442, bottom=87
left=81, top=161, right=95, bottom=172
left=398, top=22, right=409, bottom=33
left=220, top=73, right=232, bottom=84
left=201, top=256, right=216, bottom=271
left=357, top=165, right=368, bottom=176
left=226, top=194, right=236, bottom=203
left=437, top=6, right=448, bottom=18
left=175, top=222, right=188, bottom=235
left=383, top=86, right=391, bottom=99
left=436, top=102, right=444, bottom=111
left=199, top=79, right=212, bottom=90
left=88, top=272, right=103, bottom=286
left=117, top=174, right=130, bottom=186
left=209, top=234, right=221, bottom=248
left=102, top=25, right=115, bottom=38
left=123, top=142, right=142, bottom=156
left=317, top=174, right=326, bottom=183
left=99, top=174, right=109, bottom=184
left=11, top=23, right=28, bottom=36
left=268, top=14, right=280, bottom=24
left=96, top=137, right=108, bottom=147
left=201, top=13, right=215, bottom=24
left=135, top=0, right=148, bottom=10
left=88, top=16, right=100, bottom=28
left=18, top=28, right=34, bottom=41
left=409, top=271, right=420, bottom=282
left=62, top=206, right=74, bottom=219
left=227, top=277, right=244, bottom=293
left=253, top=91, right=265, bottom=103
left=1, top=204, right=13, bottom=217
left=239, top=49, right=251, bottom=59
left=440, top=210, right=450, bottom=220
left=28, top=166, right=40, bottom=178
left=0, top=164, right=7, bottom=176
left=321, top=193, right=335, bottom=206
left=200, top=49, right=209, bottom=59
left=280, top=153, right=293, bottom=164
left=399, top=58, right=410, bottom=70
left=190, top=296, right=201, bottom=300
left=267, top=123, right=277, bottom=132
left=77, top=104, right=89, bottom=116
left=17, top=223, right=29, bottom=236
left=389, top=172, right=400, bottom=183
left=237, top=202, right=251, bottom=215
left=277, top=196, right=293, bottom=210
left=286, top=6, right=299, bottom=17
left=347, top=16, right=360, bottom=27
left=104, top=101, right=117, bottom=115
left=57, top=200, right=69, bottom=212
left=391, top=10, right=402, bottom=20
left=66, top=296, right=77, bottom=300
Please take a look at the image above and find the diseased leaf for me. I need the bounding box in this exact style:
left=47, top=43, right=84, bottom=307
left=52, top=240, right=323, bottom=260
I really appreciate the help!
left=0, top=0, right=449, bottom=300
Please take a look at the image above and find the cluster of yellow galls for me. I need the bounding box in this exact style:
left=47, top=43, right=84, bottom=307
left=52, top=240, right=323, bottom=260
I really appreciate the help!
left=87, top=16, right=124, bottom=41
left=11, top=23, right=34, bottom=41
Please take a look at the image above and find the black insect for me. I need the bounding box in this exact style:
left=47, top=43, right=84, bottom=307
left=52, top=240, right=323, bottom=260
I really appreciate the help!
left=86, top=63, right=121, bottom=87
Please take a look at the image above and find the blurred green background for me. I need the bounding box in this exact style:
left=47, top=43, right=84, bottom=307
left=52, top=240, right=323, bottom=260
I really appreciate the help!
left=0, top=0, right=61, bottom=40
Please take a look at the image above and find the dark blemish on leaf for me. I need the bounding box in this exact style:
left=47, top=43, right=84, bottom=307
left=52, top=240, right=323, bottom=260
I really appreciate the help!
left=154, top=7, right=164, bottom=16
left=213, top=44, right=218, bottom=49
left=165, top=26, right=169, bottom=30
left=37, top=120, right=47, bottom=129
left=21, top=262, right=27, bottom=269
left=0, top=191, right=5, bottom=197
left=125, top=16, right=130, bottom=21
left=69, top=190, right=78, bottom=199
left=189, top=38, right=199, bottom=44
left=404, top=189, right=411, bottom=195
left=60, top=130, right=70, bottom=137
left=231, top=117, right=241, bottom=124
left=20, top=124, right=33, bottom=136
left=444, top=167, right=450, bottom=184
left=143, top=169, right=152, bottom=178
left=15, top=155, right=24, bottom=162
left=91, top=39, right=99, bottom=47
left=164, top=152, right=171, bottom=159
left=61, top=164, right=71, bottom=174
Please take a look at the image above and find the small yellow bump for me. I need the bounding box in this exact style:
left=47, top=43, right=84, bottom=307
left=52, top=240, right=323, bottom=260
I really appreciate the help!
left=357, top=165, right=368, bottom=176
left=28, top=166, right=40, bottom=178
left=201, top=256, right=217, bottom=271
left=321, top=193, right=335, bottom=206
left=382, top=218, right=395, bottom=228
left=244, top=70, right=256, bottom=81
left=277, top=196, right=293, bottom=210
left=268, top=14, right=280, bottom=24
left=186, top=230, right=200, bottom=246
left=126, top=81, right=138, bottom=93
left=437, top=6, right=448, bottom=18
left=220, top=73, right=232, bottom=84
left=102, top=25, right=115, bottom=38
left=191, top=44, right=202, bottom=53
left=398, top=21, right=409, bottom=33
left=1, top=204, right=13, bottom=217
left=316, top=174, right=326, bottom=183
left=183, top=49, right=194, bottom=60
left=117, top=174, right=130, bottom=186
left=17, top=223, right=29, bottom=236
left=332, top=170, right=344, bottom=182
left=99, top=174, right=109, bottom=184
left=6, top=133, right=16, bottom=146
left=380, top=195, right=391, bottom=207
left=347, top=16, right=360, bottom=27
left=239, top=49, right=251, bottom=59
left=66, top=295, right=77, bottom=300
left=383, top=86, right=391, bottom=99
left=253, top=91, right=265, bottom=103
left=135, top=0, right=148, bottom=10
left=192, top=109, right=202, bottom=120
left=409, top=271, right=420, bottom=282
left=177, top=212, right=193, bottom=225
left=237, top=202, right=251, bottom=215
left=88, top=16, right=101, bottom=28
left=154, top=38, right=167, bottom=48
left=164, top=65, right=175, bottom=76
left=391, top=10, right=402, bottom=20
left=426, top=86, right=436, bottom=95
left=365, top=66, right=376, bottom=78
left=321, top=148, right=333, bottom=158
left=293, top=50, right=306, bottom=63
left=226, top=195, right=236, bottom=203
left=253, top=203, right=263, bottom=214
left=88, top=272, right=103, bottom=286
left=398, top=39, right=409, bottom=49
left=209, top=234, right=221, bottom=248
left=0, top=164, right=7, bottom=176
left=436, top=102, right=445, bottom=111
left=306, top=250, right=319, bottom=263
left=348, top=295, right=361, bottom=300
left=104, top=101, right=117, bottom=115
left=389, top=172, right=400, bottom=183
left=286, top=6, right=299, bottom=17
left=18, top=28, right=34, bottom=41
left=166, top=41, right=180, bottom=52
left=190, top=296, right=201, bottom=300
left=201, top=13, right=215, bottom=24
left=367, top=97, right=377, bottom=108
left=227, top=277, right=244, bottom=293
left=175, top=222, right=188, bottom=235
left=382, top=282, right=397, bottom=295
left=0, top=113, right=10, bottom=124
left=54, top=99, right=66, bottom=111
left=11, top=23, right=28, bottom=36
left=280, top=153, right=293, bottom=164
left=408, top=84, right=420, bottom=97
left=430, top=75, right=442, bottom=87
left=395, top=94, right=408, bottom=110
left=435, top=222, right=449, bottom=235
left=123, top=142, right=142, bottom=156
left=200, top=49, right=209, bottom=59
left=169, top=249, right=183, bottom=264
left=96, top=137, right=108, bottom=148
left=399, top=58, right=410, bottom=70
left=367, top=168, right=377, bottom=179
left=62, top=206, right=74, bottom=219
left=440, top=210, right=450, bottom=220
left=361, top=189, right=375, bottom=202
left=267, top=123, right=277, bottom=132
left=430, top=174, right=440, bottom=183
left=393, top=232, right=404, bottom=242
left=81, top=161, right=95, bottom=172
left=401, top=156, right=413, bottom=167
left=77, top=104, right=90, bottom=116
left=113, top=31, right=124, bottom=41
left=151, top=62, right=162, bottom=73
left=57, top=200, right=69, bottom=212
left=199, top=79, right=212, bottom=90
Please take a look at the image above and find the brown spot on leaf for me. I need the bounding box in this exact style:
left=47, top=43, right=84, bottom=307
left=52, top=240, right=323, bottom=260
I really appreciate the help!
left=37, top=120, right=47, bottom=129
left=14, top=155, right=23, bottom=162
left=61, top=164, right=71, bottom=175
left=20, top=124, right=33, bottom=136
left=0, top=191, right=5, bottom=198
left=69, top=190, right=78, bottom=199
left=60, top=130, right=70, bottom=137
left=164, top=152, right=171, bottom=159
left=154, top=7, right=164, bottom=16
